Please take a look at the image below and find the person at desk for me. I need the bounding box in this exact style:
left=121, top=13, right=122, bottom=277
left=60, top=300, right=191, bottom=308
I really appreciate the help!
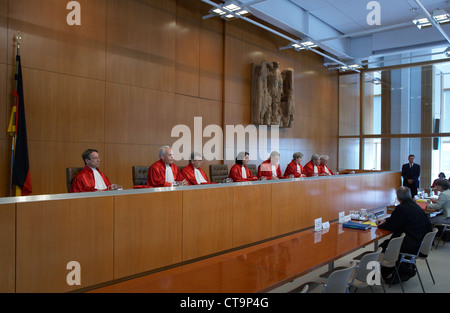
left=425, top=180, right=450, bottom=226
left=431, top=172, right=446, bottom=188
left=376, top=186, right=432, bottom=282
left=284, top=152, right=306, bottom=178
left=70, top=149, right=111, bottom=193
left=303, top=154, right=320, bottom=177
left=228, top=151, right=257, bottom=182
left=147, top=146, right=187, bottom=187
left=257, top=151, right=282, bottom=180
left=181, top=152, right=211, bottom=185
left=401, top=154, right=420, bottom=198
left=318, top=155, right=334, bottom=176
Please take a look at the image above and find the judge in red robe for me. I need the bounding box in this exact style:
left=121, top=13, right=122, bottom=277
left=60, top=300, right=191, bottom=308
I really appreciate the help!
left=303, top=154, right=321, bottom=177
left=284, top=152, right=306, bottom=178
left=70, top=149, right=111, bottom=193
left=318, top=155, right=334, bottom=176
left=257, top=151, right=282, bottom=180
left=147, top=146, right=187, bottom=187
left=181, top=153, right=211, bottom=185
left=228, top=152, right=257, bottom=182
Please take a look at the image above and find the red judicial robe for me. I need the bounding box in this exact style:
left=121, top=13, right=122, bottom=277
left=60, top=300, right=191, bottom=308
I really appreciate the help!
left=181, top=163, right=210, bottom=185
left=257, top=159, right=282, bottom=179
left=284, top=160, right=305, bottom=178
left=318, top=164, right=334, bottom=175
left=303, top=160, right=319, bottom=177
left=70, top=166, right=111, bottom=193
left=147, top=159, right=185, bottom=187
left=228, top=163, right=257, bottom=182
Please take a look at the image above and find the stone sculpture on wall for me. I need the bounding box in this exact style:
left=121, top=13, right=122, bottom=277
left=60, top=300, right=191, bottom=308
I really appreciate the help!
left=251, top=61, right=294, bottom=128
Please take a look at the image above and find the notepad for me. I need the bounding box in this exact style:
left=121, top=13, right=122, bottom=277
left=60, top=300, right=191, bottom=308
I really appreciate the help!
left=342, top=221, right=371, bottom=230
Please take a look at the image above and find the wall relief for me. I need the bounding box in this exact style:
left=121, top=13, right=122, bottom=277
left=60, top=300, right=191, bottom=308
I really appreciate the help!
left=251, top=61, right=294, bottom=128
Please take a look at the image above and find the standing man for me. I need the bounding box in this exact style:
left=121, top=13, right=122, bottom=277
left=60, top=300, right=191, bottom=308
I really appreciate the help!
left=147, top=146, right=187, bottom=187
left=401, top=154, right=420, bottom=198
left=70, top=149, right=111, bottom=192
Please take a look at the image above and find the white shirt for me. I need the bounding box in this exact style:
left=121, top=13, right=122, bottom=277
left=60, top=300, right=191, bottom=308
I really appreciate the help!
left=194, top=168, right=208, bottom=184
left=314, top=165, right=318, bottom=174
left=296, top=164, right=301, bottom=174
left=324, top=165, right=330, bottom=174
left=272, top=165, right=278, bottom=177
left=91, top=167, right=107, bottom=190
left=241, top=166, right=247, bottom=179
left=165, top=164, right=175, bottom=184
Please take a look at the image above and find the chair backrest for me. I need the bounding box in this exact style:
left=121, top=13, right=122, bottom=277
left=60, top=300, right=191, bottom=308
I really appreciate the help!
left=247, top=164, right=257, bottom=176
left=132, top=166, right=149, bottom=186
left=66, top=167, right=84, bottom=192
left=209, top=164, right=229, bottom=183
left=322, top=263, right=356, bottom=293
left=353, top=247, right=383, bottom=283
left=383, top=233, right=406, bottom=264
left=419, top=228, right=439, bottom=256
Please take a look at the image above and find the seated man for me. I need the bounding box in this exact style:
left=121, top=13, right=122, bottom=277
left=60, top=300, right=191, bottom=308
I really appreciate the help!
left=376, top=186, right=432, bottom=282
left=257, top=151, right=282, bottom=180
left=303, top=154, right=320, bottom=177
left=284, top=152, right=306, bottom=178
left=318, top=155, right=334, bottom=176
left=228, top=151, right=257, bottom=182
left=70, top=149, right=111, bottom=192
left=426, top=179, right=450, bottom=226
left=181, top=152, right=211, bottom=185
left=147, top=146, right=187, bottom=187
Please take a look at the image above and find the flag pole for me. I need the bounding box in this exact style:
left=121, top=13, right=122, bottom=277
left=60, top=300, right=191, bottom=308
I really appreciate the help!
left=9, top=31, right=20, bottom=196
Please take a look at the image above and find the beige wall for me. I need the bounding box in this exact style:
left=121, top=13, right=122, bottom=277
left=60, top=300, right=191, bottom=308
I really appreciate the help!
left=0, top=0, right=338, bottom=197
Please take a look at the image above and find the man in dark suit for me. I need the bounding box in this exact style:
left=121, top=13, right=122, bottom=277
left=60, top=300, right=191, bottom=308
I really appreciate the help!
left=401, top=154, right=420, bottom=197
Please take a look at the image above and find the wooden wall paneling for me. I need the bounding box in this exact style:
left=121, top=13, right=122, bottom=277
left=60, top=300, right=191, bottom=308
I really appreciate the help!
left=175, top=0, right=200, bottom=97
left=0, top=203, right=15, bottom=292
left=339, top=74, right=360, bottom=136
left=104, top=83, right=175, bottom=145
left=8, top=0, right=107, bottom=79
left=0, top=139, right=9, bottom=196
left=18, top=68, right=106, bottom=142
left=0, top=0, right=7, bottom=64
left=271, top=180, right=303, bottom=237
left=28, top=141, right=105, bottom=195
left=16, top=197, right=114, bottom=293
left=232, top=184, right=272, bottom=247
left=182, top=187, right=234, bottom=261
left=114, top=191, right=183, bottom=279
left=0, top=63, right=6, bottom=142
left=343, top=175, right=363, bottom=212
left=106, top=0, right=176, bottom=91
left=199, top=14, right=223, bottom=102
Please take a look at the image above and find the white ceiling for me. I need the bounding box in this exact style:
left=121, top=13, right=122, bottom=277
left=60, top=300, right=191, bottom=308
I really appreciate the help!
left=202, top=0, right=450, bottom=68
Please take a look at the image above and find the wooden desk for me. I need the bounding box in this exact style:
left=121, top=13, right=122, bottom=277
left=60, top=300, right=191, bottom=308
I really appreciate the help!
left=89, top=222, right=390, bottom=293
left=0, top=171, right=400, bottom=292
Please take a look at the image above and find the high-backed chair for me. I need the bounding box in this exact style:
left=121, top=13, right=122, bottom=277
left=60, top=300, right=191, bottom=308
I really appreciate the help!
left=132, top=166, right=149, bottom=186
left=66, top=167, right=84, bottom=192
left=349, top=247, right=383, bottom=293
left=209, top=164, right=229, bottom=183
left=247, top=164, right=257, bottom=177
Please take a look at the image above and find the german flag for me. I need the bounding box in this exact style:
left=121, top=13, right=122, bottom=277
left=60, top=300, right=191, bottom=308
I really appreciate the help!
left=7, top=55, right=31, bottom=196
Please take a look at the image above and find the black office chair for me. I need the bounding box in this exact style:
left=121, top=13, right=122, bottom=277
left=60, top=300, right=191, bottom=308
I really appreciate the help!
left=132, top=166, right=149, bottom=186
left=209, top=164, right=229, bottom=183
left=66, top=167, right=84, bottom=192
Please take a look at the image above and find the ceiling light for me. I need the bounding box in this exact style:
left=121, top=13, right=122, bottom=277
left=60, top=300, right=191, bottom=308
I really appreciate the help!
left=433, top=9, right=450, bottom=25
left=444, top=47, right=450, bottom=57
left=206, top=0, right=251, bottom=20
left=412, top=13, right=432, bottom=28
